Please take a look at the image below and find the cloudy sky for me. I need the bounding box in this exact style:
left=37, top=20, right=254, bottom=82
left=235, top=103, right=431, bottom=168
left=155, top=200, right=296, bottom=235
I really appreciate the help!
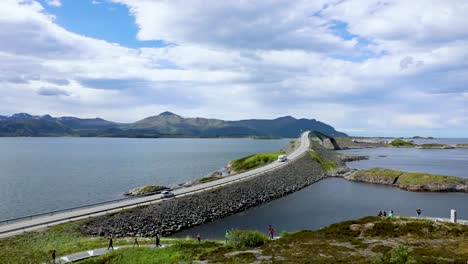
left=1, top=0, right=467, bottom=137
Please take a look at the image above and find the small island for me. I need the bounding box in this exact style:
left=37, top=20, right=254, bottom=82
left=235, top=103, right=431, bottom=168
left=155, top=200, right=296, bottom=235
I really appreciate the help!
left=343, top=168, right=467, bottom=192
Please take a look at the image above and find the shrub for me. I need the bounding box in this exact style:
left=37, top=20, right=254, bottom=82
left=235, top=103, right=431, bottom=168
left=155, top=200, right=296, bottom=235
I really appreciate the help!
left=374, top=245, right=416, bottom=264
left=390, top=139, right=414, bottom=147
left=226, top=229, right=269, bottom=249
left=231, top=152, right=284, bottom=172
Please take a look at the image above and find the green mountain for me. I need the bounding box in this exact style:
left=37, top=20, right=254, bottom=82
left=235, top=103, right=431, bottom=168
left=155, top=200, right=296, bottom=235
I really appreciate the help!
left=0, top=112, right=347, bottom=137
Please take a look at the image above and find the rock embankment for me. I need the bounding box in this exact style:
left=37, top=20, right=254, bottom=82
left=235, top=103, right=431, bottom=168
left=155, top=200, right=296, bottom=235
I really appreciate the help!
left=342, top=168, right=468, bottom=193
left=81, top=153, right=324, bottom=237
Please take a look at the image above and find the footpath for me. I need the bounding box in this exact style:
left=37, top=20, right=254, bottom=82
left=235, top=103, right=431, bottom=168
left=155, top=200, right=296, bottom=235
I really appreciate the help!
left=49, top=244, right=169, bottom=263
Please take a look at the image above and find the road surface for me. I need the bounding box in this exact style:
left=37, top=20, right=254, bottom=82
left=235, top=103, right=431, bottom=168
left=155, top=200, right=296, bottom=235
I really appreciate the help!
left=0, top=131, right=310, bottom=239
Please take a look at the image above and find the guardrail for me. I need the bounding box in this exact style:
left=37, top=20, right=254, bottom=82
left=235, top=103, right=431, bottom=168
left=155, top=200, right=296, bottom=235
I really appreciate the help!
left=0, top=196, right=141, bottom=226
left=0, top=132, right=309, bottom=235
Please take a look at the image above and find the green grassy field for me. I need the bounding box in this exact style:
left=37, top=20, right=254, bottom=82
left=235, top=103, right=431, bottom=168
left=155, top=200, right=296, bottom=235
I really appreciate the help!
left=2, top=217, right=468, bottom=263
left=0, top=221, right=169, bottom=263
left=77, top=241, right=222, bottom=264
left=230, top=151, right=284, bottom=172
left=398, top=172, right=464, bottom=184
left=308, top=150, right=338, bottom=173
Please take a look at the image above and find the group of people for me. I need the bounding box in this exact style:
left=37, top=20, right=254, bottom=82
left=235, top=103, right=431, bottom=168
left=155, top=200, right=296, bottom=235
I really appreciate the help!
left=377, top=209, right=394, bottom=217
left=377, top=208, right=423, bottom=218
left=107, top=233, right=163, bottom=251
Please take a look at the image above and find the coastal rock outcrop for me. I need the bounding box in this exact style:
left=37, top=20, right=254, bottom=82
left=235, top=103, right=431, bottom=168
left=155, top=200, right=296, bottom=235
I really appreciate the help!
left=81, top=153, right=324, bottom=237
left=342, top=168, right=468, bottom=193
left=125, top=185, right=169, bottom=197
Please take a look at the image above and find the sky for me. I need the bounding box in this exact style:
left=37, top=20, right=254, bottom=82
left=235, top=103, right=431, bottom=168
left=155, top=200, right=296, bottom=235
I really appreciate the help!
left=1, top=0, right=468, bottom=137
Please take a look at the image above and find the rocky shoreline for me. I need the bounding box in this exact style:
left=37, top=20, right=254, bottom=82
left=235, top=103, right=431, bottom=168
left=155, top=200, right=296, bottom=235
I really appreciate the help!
left=81, top=152, right=325, bottom=237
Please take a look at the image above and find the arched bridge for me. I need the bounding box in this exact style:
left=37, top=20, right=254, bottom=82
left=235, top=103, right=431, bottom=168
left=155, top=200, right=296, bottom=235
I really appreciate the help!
left=309, top=130, right=341, bottom=150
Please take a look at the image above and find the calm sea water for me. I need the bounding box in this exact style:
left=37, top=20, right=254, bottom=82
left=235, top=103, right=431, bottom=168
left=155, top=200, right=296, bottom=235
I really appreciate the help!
left=175, top=178, right=468, bottom=239
left=0, top=137, right=289, bottom=220
left=339, top=147, right=468, bottom=178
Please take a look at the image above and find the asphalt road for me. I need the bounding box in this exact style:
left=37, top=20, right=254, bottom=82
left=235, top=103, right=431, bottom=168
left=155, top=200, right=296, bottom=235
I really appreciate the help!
left=0, top=131, right=310, bottom=239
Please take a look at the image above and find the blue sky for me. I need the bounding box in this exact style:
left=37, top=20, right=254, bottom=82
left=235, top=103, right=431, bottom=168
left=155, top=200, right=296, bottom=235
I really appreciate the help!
left=1, top=0, right=468, bottom=137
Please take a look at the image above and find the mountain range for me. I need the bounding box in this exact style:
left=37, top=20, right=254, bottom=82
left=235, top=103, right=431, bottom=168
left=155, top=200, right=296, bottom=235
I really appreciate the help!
left=0, top=112, right=347, bottom=138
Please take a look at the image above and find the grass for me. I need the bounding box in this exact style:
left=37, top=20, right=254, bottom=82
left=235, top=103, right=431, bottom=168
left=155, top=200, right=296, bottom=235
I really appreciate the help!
left=398, top=172, right=464, bottom=184
left=198, top=175, right=223, bottom=183
left=209, top=217, right=468, bottom=263
left=389, top=139, right=414, bottom=147
left=3, top=217, right=468, bottom=263
left=308, top=150, right=338, bottom=173
left=0, top=220, right=170, bottom=264
left=456, top=144, right=468, bottom=147
left=230, top=151, right=284, bottom=172
left=137, top=185, right=167, bottom=194
left=77, top=241, right=222, bottom=264
left=226, top=229, right=269, bottom=249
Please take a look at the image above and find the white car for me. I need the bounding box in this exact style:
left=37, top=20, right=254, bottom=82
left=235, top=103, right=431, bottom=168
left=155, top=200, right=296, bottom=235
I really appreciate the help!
left=277, top=154, right=287, bottom=162
left=161, top=190, right=175, bottom=198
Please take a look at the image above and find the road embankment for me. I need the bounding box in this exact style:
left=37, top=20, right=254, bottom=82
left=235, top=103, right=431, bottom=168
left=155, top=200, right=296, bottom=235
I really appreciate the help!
left=81, top=152, right=324, bottom=237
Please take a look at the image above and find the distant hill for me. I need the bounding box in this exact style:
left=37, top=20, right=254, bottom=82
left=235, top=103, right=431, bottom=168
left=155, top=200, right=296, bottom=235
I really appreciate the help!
left=0, top=112, right=347, bottom=137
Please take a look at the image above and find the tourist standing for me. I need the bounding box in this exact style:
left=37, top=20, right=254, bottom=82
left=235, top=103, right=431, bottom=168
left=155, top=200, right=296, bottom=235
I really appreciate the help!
left=107, top=237, right=114, bottom=250
left=197, top=234, right=201, bottom=243
left=133, top=237, right=139, bottom=248
left=268, top=225, right=275, bottom=240
left=225, top=230, right=229, bottom=244
left=389, top=210, right=394, bottom=218
left=378, top=211, right=383, bottom=217
left=416, top=208, right=422, bottom=218
left=155, top=233, right=162, bottom=247
left=383, top=211, right=387, bottom=217
left=50, top=250, right=56, bottom=263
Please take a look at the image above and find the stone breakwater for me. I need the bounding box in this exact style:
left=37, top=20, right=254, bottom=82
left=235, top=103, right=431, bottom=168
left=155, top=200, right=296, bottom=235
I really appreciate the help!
left=81, top=153, right=324, bottom=237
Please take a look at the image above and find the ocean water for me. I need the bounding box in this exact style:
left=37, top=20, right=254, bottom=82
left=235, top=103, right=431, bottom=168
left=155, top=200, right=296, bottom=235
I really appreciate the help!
left=0, top=137, right=289, bottom=220
left=339, top=147, right=468, bottom=178
left=175, top=177, right=468, bottom=239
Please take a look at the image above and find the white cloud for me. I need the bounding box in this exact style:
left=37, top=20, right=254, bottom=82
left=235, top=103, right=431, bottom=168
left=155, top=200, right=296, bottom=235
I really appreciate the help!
left=45, top=0, right=61, bottom=7
left=0, top=0, right=467, bottom=136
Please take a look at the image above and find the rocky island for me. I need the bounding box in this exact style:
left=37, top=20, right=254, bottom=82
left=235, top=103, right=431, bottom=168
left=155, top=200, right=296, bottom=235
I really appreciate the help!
left=342, top=168, right=468, bottom=192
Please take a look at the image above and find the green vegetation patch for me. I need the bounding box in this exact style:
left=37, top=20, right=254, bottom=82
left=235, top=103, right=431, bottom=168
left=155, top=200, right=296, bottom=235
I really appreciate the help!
left=226, top=229, right=269, bottom=249
left=364, top=168, right=403, bottom=179
left=230, top=151, right=284, bottom=172
left=398, top=172, right=464, bottom=184
left=0, top=221, right=153, bottom=263
left=78, top=241, right=222, bottom=264
left=308, top=150, right=338, bottom=173
left=390, top=139, right=415, bottom=147
left=198, top=175, right=223, bottom=183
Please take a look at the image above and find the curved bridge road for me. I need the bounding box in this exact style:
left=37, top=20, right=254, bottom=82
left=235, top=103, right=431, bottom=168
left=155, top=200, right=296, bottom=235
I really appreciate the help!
left=0, top=131, right=310, bottom=239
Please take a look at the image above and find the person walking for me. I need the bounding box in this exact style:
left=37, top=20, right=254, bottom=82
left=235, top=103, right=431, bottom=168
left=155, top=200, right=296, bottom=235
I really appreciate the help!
left=107, top=237, right=114, bottom=250
left=155, top=233, right=162, bottom=247
left=197, top=234, right=201, bottom=243
left=383, top=211, right=387, bottom=217
left=416, top=208, right=422, bottom=218
left=389, top=210, right=394, bottom=218
left=133, top=237, right=139, bottom=248
left=50, top=250, right=56, bottom=263
left=378, top=211, right=383, bottom=217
